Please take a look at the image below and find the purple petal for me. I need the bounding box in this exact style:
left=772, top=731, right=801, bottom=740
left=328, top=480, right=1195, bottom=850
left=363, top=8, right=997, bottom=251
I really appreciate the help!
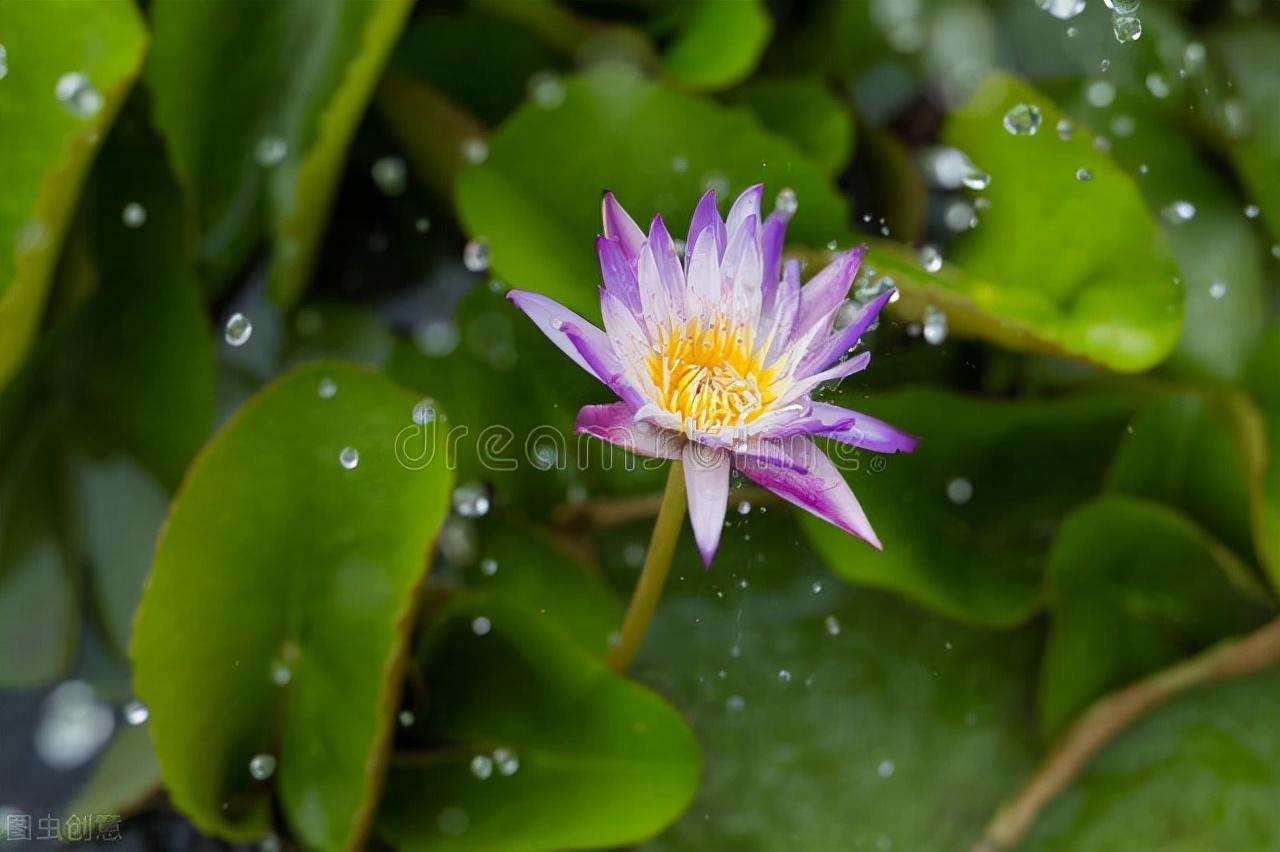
left=777, top=351, right=871, bottom=408
left=576, top=402, right=681, bottom=459
left=647, top=214, right=687, bottom=317
left=686, top=188, right=726, bottom=267
left=725, top=184, right=763, bottom=239
left=759, top=209, right=791, bottom=314
left=803, top=403, right=919, bottom=453
left=602, top=192, right=645, bottom=264
left=794, top=246, right=867, bottom=340
left=736, top=437, right=881, bottom=549
left=561, top=320, right=645, bottom=410
left=508, top=290, right=615, bottom=383
left=683, top=443, right=731, bottom=566
left=798, top=289, right=894, bottom=376
left=597, top=236, right=642, bottom=315
left=763, top=257, right=801, bottom=364
left=686, top=224, right=723, bottom=317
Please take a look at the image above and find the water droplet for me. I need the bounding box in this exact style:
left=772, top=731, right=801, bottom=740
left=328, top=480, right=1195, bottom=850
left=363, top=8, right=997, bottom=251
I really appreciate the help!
left=1146, top=72, right=1170, bottom=99
left=480, top=557, right=498, bottom=577
left=1075, top=168, right=1093, bottom=182
left=0, top=45, right=8, bottom=81
left=1105, top=0, right=1141, bottom=12
left=255, top=136, right=288, bottom=167
left=922, top=306, right=948, bottom=345
left=461, top=137, right=488, bottom=165
left=414, top=217, right=431, bottom=233
left=876, top=834, right=893, bottom=850
left=1110, top=114, right=1135, bottom=138
left=527, top=71, right=565, bottom=108
left=918, top=244, right=943, bottom=273
left=672, top=154, right=689, bottom=173
left=1138, top=163, right=1149, bottom=174
left=121, top=203, right=146, bottom=228
left=318, top=378, right=337, bottom=399
left=825, top=615, right=841, bottom=636
left=493, top=747, right=520, bottom=775
left=1002, top=103, right=1042, bottom=136
left=877, top=759, right=896, bottom=778
left=946, top=477, right=973, bottom=505
left=775, top=187, right=798, bottom=216
left=1209, top=281, right=1227, bottom=299
left=726, top=695, right=746, bottom=712
left=624, top=542, right=646, bottom=567
left=960, top=163, right=990, bottom=191
left=339, top=447, right=360, bottom=470
left=1093, top=135, right=1112, bottom=153
left=123, top=700, right=149, bottom=726
left=412, top=398, right=437, bottom=425
left=249, top=753, right=276, bottom=781
left=1113, top=15, right=1142, bottom=42
left=812, top=581, right=823, bottom=594
left=438, top=806, right=469, bottom=836
left=55, top=72, right=102, bottom=117
left=270, top=659, right=292, bottom=686
left=1035, top=0, right=1085, bottom=19
left=1099, top=59, right=1111, bottom=73
left=736, top=500, right=752, bottom=515
left=471, top=616, right=492, bottom=636
left=1272, top=244, right=1280, bottom=260
left=1184, top=42, right=1206, bottom=70
left=1087, top=80, right=1116, bottom=108
left=702, top=171, right=729, bottom=195
left=1244, top=204, right=1260, bottom=219
left=463, top=239, right=490, bottom=272
left=259, top=834, right=281, bottom=852
left=35, top=681, right=114, bottom=770
left=224, top=312, right=253, bottom=346
left=398, top=709, right=415, bottom=727
left=371, top=156, right=407, bottom=196
left=1163, top=200, right=1197, bottom=223
left=470, top=754, right=494, bottom=779
left=414, top=318, right=460, bottom=357
left=944, top=199, right=977, bottom=232
left=1066, top=25, right=1078, bottom=37
left=452, top=482, right=491, bottom=518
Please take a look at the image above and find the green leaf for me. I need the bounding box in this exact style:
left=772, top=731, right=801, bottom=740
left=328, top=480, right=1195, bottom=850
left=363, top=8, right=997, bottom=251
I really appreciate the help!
left=147, top=0, right=413, bottom=302
left=936, top=73, right=1183, bottom=373
left=801, top=386, right=1135, bottom=627
left=600, top=513, right=1042, bottom=851
left=377, top=596, right=700, bottom=851
left=0, top=0, right=147, bottom=391
left=1023, top=668, right=1280, bottom=850
left=131, top=361, right=454, bottom=848
left=1243, top=326, right=1280, bottom=591
left=1107, top=391, right=1257, bottom=567
left=724, top=77, right=856, bottom=177
left=659, top=0, right=772, bottom=92
left=1039, top=495, right=1270, bottom=737
left=455, top=65, right=852, bottom=319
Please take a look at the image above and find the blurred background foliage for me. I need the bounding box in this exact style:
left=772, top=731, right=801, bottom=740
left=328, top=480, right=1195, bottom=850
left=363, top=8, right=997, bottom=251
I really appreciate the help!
left=0, top=0, right=1278, bottom=849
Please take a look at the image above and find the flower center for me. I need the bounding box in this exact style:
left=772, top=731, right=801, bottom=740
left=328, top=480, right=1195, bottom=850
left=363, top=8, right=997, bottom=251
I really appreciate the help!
left=646, top=317, right=781, bottom=435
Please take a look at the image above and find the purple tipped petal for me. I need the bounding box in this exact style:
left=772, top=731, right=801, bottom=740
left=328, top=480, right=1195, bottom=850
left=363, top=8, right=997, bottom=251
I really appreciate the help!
left=561, top=320, right=645, bottom=410
left=777, top=351, right=872, bottom=408
left=725, top=184, right=764, bottom=238
left=687, top=188, right=726, bottom=267
left=798, top=289, right=894, bottom=376
left=759, top=209, right=790, bottom=313
left=736, top=437, right=881, bottom=549
left=683, top=443, right=731, bottom=566
left=803, top=403, right=919, bottom=453
left=794, top=245, right=867, bottom=339
left=686, top=224, right=723, bottom=318
left=576, top=402, right=682, bottom=459
left=508, top=290, right=616, bottom=383
left=763, top=257, right=801, bottom=364
left=602, top=192, right=645, bottom=264
left=597, top=236, right=642, bottom=315
left=647, top=214, right=687, bottom=317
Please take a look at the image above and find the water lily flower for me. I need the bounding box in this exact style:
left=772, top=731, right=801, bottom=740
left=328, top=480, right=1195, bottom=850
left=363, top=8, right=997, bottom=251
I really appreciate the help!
left=508, top=185, right=916, bottom=566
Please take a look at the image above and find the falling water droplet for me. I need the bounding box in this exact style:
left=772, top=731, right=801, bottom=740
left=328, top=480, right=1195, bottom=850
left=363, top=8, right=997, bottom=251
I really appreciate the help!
left=1244, top=204, right=1260, bottom=219
left=960, top=164, right=991, bottom=190
left=471, top=616, right=492, bottom=636
left=1035, top=0, right=1085, bottom=19
left=946, top=477, right=973, bottom=505
left=480, top=558, right=498, bottom=576
left=255, top=136, right=288, bottom=167
left=470, top=755, right=494, bottom=780
left=224, top=313, right=252, bottom=346
left=919, top=244, right=943, bottom=273
left=121, top=203, right=147, bottom=228
left=371, top=156, right=407, bottom=196
left=775, top=187, right=798, bottom=216
left=318, top=378, right=337, bottom=399
left=1163, top=200, right=1197, bottom=223
left=825, top=615, right=841, bottom=636
left=725, top=695, right=746, bottom=712
left=453, top=483, right=491, bottom=518
left=461, top=137, right=488, bottom=165
left=35, top=681, right=114, bottom=770
left=1075, top=168, right=1093, bottom=182
left=1056, top=118, right=1075, bottom=141
left=1110, top=114, right=1135, bottom=138
left=527, top=71, right=565, bottom=108
left=55, top=72, right=102, bottom=117
left=123, top=700, right=149, bottom=726
left=249, top=753, right=276, bottom=781
left=1087, top=80, right=1116, bottom=108
left=1002, top=103, right=1042, bottom=136
left=339, top=447, right=360, bottom=470
left=1105, top=0, right=1141, bottom=11
left=877, top=759, right=896, bottom=778
left=672, top=155, right=689, bottom=173
left=463, top=239, right=490, bottom=272
left=270, top=659, right=292, bottom=686
left=412, top=398, right=437, bottom=425
left=736, top=500, right=752, bottom=515
left=812, top=581, right=824, bottom=594
left=414, top=319, right=460, bottom=357
left=1113, top=15, right=1142, bottom=43
left=1146, top=72, right=1170, bottom=99
left=1209, top=281, right=1227, bottom=299
left=922, top=306, right=948, bottom=345
left=1099, top=59, right=1111, bottom=73
left=944, top=199, right=977, bottom=232
left=398, top=709, right=415, bottom=727
left=493, top=748, right=520, bottom=776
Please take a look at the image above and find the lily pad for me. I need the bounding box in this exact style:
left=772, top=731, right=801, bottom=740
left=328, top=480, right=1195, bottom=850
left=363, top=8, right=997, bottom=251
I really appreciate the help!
left=724, top=76, right=856, bottom=177
left=377, top=596, right=700, bottom=851
left=1039, top=495, right=1271, bottom=737
left=659, top=0, right=772, bottom=92
left=131, top=362, right=454, bottom=848
left=0, top=0, right=147, bottom=391
left=801, top=386, right=1135, bottom=627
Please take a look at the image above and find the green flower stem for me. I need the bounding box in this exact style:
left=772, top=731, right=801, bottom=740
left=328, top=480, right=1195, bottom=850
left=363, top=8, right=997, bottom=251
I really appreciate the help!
left=607, top=460, right=686, bottom=672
